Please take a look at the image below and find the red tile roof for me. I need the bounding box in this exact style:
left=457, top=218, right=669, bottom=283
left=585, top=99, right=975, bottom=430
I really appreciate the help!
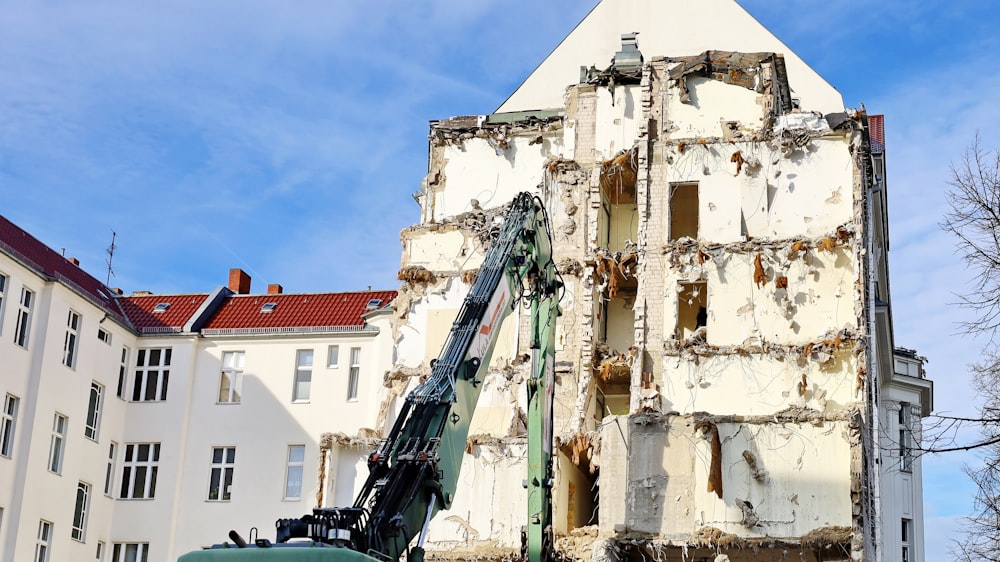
left=203, top=290, right=396, bottom=330
left=868, top=114, right=885, bottom=154
left=118, top=294, right=209, bottom=333
left=0, top=214, right=129, bottom=325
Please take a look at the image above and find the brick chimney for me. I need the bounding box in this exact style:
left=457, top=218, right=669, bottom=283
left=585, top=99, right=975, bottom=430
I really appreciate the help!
left=110, top=288, right=124, bottom=295
left=67, top=257, right=80, bottom=266
left=267, top=283, right=283, bottom=295
left=228, top=268, right=251, bottom=294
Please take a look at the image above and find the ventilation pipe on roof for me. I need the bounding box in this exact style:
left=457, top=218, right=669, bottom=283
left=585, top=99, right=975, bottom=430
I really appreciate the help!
left=612, top=32, right=642, bottom=72
left=228, top=268, right=251, bottom=294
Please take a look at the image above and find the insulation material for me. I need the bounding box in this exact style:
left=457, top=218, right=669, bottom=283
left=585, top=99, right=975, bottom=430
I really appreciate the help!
left=594, top=248, right=639, bottom=299
left=694, top=418, right=724, bottom=499
left=600, top=148, right=638, bottom=203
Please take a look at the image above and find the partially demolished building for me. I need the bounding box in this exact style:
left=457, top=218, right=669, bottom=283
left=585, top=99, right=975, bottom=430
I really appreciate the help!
left=391, top=1, right=933, bottom=561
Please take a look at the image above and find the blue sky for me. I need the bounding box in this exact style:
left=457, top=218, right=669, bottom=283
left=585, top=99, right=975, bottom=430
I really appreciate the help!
left=2, top=0, right=999, bottom=558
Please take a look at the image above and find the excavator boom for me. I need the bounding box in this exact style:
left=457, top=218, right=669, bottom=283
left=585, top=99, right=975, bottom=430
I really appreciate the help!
left=181, top=193, right=560, bottom=562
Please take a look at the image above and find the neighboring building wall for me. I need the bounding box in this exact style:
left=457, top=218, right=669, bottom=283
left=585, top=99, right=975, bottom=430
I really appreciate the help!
left=0, top=250, right=135, bottom=562
left=0, top=242, right=397, bottom=562
left=879, top=351, right=930, bottom=562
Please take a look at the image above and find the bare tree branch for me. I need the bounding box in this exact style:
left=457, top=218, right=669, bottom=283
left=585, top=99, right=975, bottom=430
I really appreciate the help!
left=940, top=137, right=1000, bottom=558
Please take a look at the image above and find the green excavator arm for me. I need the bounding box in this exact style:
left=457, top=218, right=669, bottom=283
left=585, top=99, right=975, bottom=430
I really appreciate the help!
left=181, top=193, right=560, bottom=562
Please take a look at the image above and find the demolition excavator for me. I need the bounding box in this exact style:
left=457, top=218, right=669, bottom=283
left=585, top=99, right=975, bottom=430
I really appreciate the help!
left=180, top=192, right=561, bottom=562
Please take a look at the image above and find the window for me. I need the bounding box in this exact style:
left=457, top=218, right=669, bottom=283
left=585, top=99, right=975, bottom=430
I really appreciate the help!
left=63, top=310, right=81, bottom=368
left=15, top=287, right=33, bottom=348
left=96, top=541, right=105, bottom=561
left=347, top=347, right=361, bottom=401
left=901, top=518, right=912, bottom=562
left=365, top=298, right=382, bottom=310
left=48, top=413, right=67, bottom=474
left=112, top=543, right=149, bottom=562
left=117, top=347, right=129, bottom=399
left=120, top=443, right=160, bottom=499
left=152, top=302, right=169, bottom=313
left=669, top=182, right=699, bottom=240
left=327, top=345, right=340, bottom=368
left=132, top=348, right=171, bottom=402
left=208, top=447, right=235, bottom=501
left=260, top=302, right=277, bottom=313
left=677, top=282, right=708, bottom=340
left=292, top=350, right=313, bottom=402
left=35, top=520, right=52, bottom=562
left=104, top=442, right=118, bottom=496
left=85, top=382, right=104, bottom=440
left=1, top=394, right=18, bottom=458
left=894, top=358, right=921, bottom=378
left=284, top=445, right=305, bottom=499
left=0, top=273, right=7, bottom=335
left=72, top=481, right=91, bottom=541
left=98, top=328, right=111, bottom=345
left=899, top=404, right=913, bottom=472
left=218, top=351, right=244, bottom=404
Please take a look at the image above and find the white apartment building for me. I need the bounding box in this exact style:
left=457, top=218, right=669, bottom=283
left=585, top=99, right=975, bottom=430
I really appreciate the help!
left=0, top=216, right=396, bottom=562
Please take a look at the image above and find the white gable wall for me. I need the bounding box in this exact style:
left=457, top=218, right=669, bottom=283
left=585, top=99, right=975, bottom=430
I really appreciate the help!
left=498, top=0, right=844, bottom=115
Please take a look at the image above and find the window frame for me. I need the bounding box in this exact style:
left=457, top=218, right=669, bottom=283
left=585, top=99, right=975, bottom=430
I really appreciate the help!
left=117, top=347, right=130, bottom=400
left=132, top=348, right=171, bottom=402
left=35, top=519, right=52, bottom=562
left=119, top=443, right=160, bottom=500
left=111, top=542, right=149, bottom=562
left=15, top=286, right=33, bottom=348
left=217, top=351, right=244, bottom=404
left=72, top=481, right=91, bottom=541
left=899, top=403, right=913, bottom=472
left=1, top=393, right=18, bottom=458
left=284, top=444, right=305, bottom=500
left=347, top=347, right=361, bottom=401
left=327, top=345, right=340, bottom=368
left=97, top=328, right=111, bottom=345
left=292, top=350, right=313, bottom=402
left=62, top=309, right=81, bottom=368
left=85, top=382, right=104, bottom=441
left=901, top=518, right=912, bottom=562
left=48, top=413, right=67, bottom=474
left=104, top=442, right=118, bottom=496
left=207, top=446, right=236, bottom=501
left=0, top=272, right=7, bottom=336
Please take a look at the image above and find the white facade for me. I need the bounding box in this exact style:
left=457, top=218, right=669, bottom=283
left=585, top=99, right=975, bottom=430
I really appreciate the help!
left=0, top=238, right=396, bottom=562
left=0, top=248, right=134, bottom=562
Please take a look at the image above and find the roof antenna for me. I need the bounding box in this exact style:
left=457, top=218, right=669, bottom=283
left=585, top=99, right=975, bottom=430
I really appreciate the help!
left=105, top=231, right=117, bottom=286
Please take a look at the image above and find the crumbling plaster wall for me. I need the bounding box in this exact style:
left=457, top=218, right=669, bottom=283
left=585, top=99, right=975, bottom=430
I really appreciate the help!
left=394, top=49, right=870, bottom=560
left=599, top=413, right=852, bottom=540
